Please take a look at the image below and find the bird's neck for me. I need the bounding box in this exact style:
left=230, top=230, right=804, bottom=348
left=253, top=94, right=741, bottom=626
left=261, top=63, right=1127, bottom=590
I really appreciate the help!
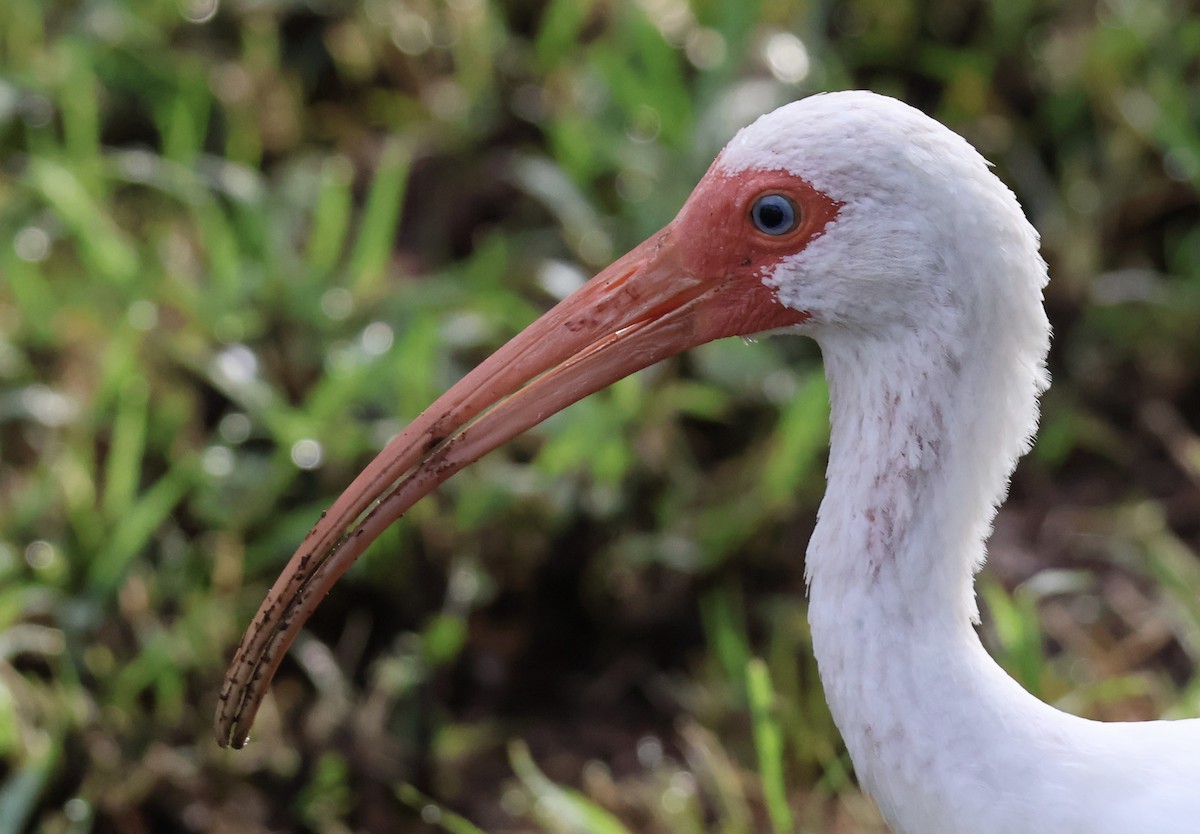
left=808, top=326, right=1005, bottom=618
left=806, top=319, right=1051, bottom=831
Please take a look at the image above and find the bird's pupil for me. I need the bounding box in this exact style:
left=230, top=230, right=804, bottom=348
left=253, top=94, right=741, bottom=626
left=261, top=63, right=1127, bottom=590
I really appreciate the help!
left=759, top=203, right=785, bottom=228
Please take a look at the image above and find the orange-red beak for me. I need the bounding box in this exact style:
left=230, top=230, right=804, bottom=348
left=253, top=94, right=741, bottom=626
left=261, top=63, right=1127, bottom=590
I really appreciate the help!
left=216, top=166, right=834, bottom=748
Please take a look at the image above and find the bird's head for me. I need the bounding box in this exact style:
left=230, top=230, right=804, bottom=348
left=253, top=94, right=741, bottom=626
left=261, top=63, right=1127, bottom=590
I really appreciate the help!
left=215, top=91, right=1048, bottom=748
left=714, top=91, right=1047, bottom=344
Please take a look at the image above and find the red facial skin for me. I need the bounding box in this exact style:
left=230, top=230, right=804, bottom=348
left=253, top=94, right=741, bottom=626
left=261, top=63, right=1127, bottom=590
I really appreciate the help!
left=215, top=163, right=841, bottom=748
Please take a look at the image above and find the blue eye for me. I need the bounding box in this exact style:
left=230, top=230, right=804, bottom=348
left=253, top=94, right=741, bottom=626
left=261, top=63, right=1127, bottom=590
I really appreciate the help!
left=751, top=194, right=798, bottom=235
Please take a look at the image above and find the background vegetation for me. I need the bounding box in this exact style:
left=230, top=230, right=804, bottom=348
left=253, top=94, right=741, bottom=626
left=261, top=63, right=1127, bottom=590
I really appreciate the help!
left=2, top=0, right=1199, bottom=831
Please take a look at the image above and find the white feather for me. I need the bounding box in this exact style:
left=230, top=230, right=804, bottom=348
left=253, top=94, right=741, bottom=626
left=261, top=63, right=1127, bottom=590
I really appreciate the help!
left=721, top=91, right=1200, bottom=834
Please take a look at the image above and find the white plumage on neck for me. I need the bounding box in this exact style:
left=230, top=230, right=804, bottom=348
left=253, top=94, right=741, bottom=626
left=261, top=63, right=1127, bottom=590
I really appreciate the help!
left=721, top=92, right=1200, bottom=833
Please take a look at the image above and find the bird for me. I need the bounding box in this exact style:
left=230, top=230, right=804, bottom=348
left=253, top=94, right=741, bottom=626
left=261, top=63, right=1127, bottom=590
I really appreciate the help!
left=216, top=91, right=1200, bottom=833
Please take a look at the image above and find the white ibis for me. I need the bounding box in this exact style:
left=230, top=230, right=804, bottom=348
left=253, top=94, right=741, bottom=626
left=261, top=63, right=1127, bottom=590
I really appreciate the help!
left=217, top=91, right=1200, bottom=832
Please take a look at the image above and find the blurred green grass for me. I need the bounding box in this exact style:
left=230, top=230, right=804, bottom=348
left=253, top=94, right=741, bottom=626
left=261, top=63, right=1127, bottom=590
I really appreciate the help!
left=1, top=0, right=1198, bottom=832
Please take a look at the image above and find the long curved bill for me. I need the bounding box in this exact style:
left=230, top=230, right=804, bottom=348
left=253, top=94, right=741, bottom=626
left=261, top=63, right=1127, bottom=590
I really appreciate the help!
left=215, top=208, right=811, bottom=749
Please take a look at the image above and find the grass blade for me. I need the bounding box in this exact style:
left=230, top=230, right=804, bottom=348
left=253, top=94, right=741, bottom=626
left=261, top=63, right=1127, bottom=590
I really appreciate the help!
left=747, top=658, right=795, bottom=834
left=509, top=740, right=634, bottom=834
left=347, top=138, right=411, bottom=295
left=396, top=784, right=487, bottom=834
